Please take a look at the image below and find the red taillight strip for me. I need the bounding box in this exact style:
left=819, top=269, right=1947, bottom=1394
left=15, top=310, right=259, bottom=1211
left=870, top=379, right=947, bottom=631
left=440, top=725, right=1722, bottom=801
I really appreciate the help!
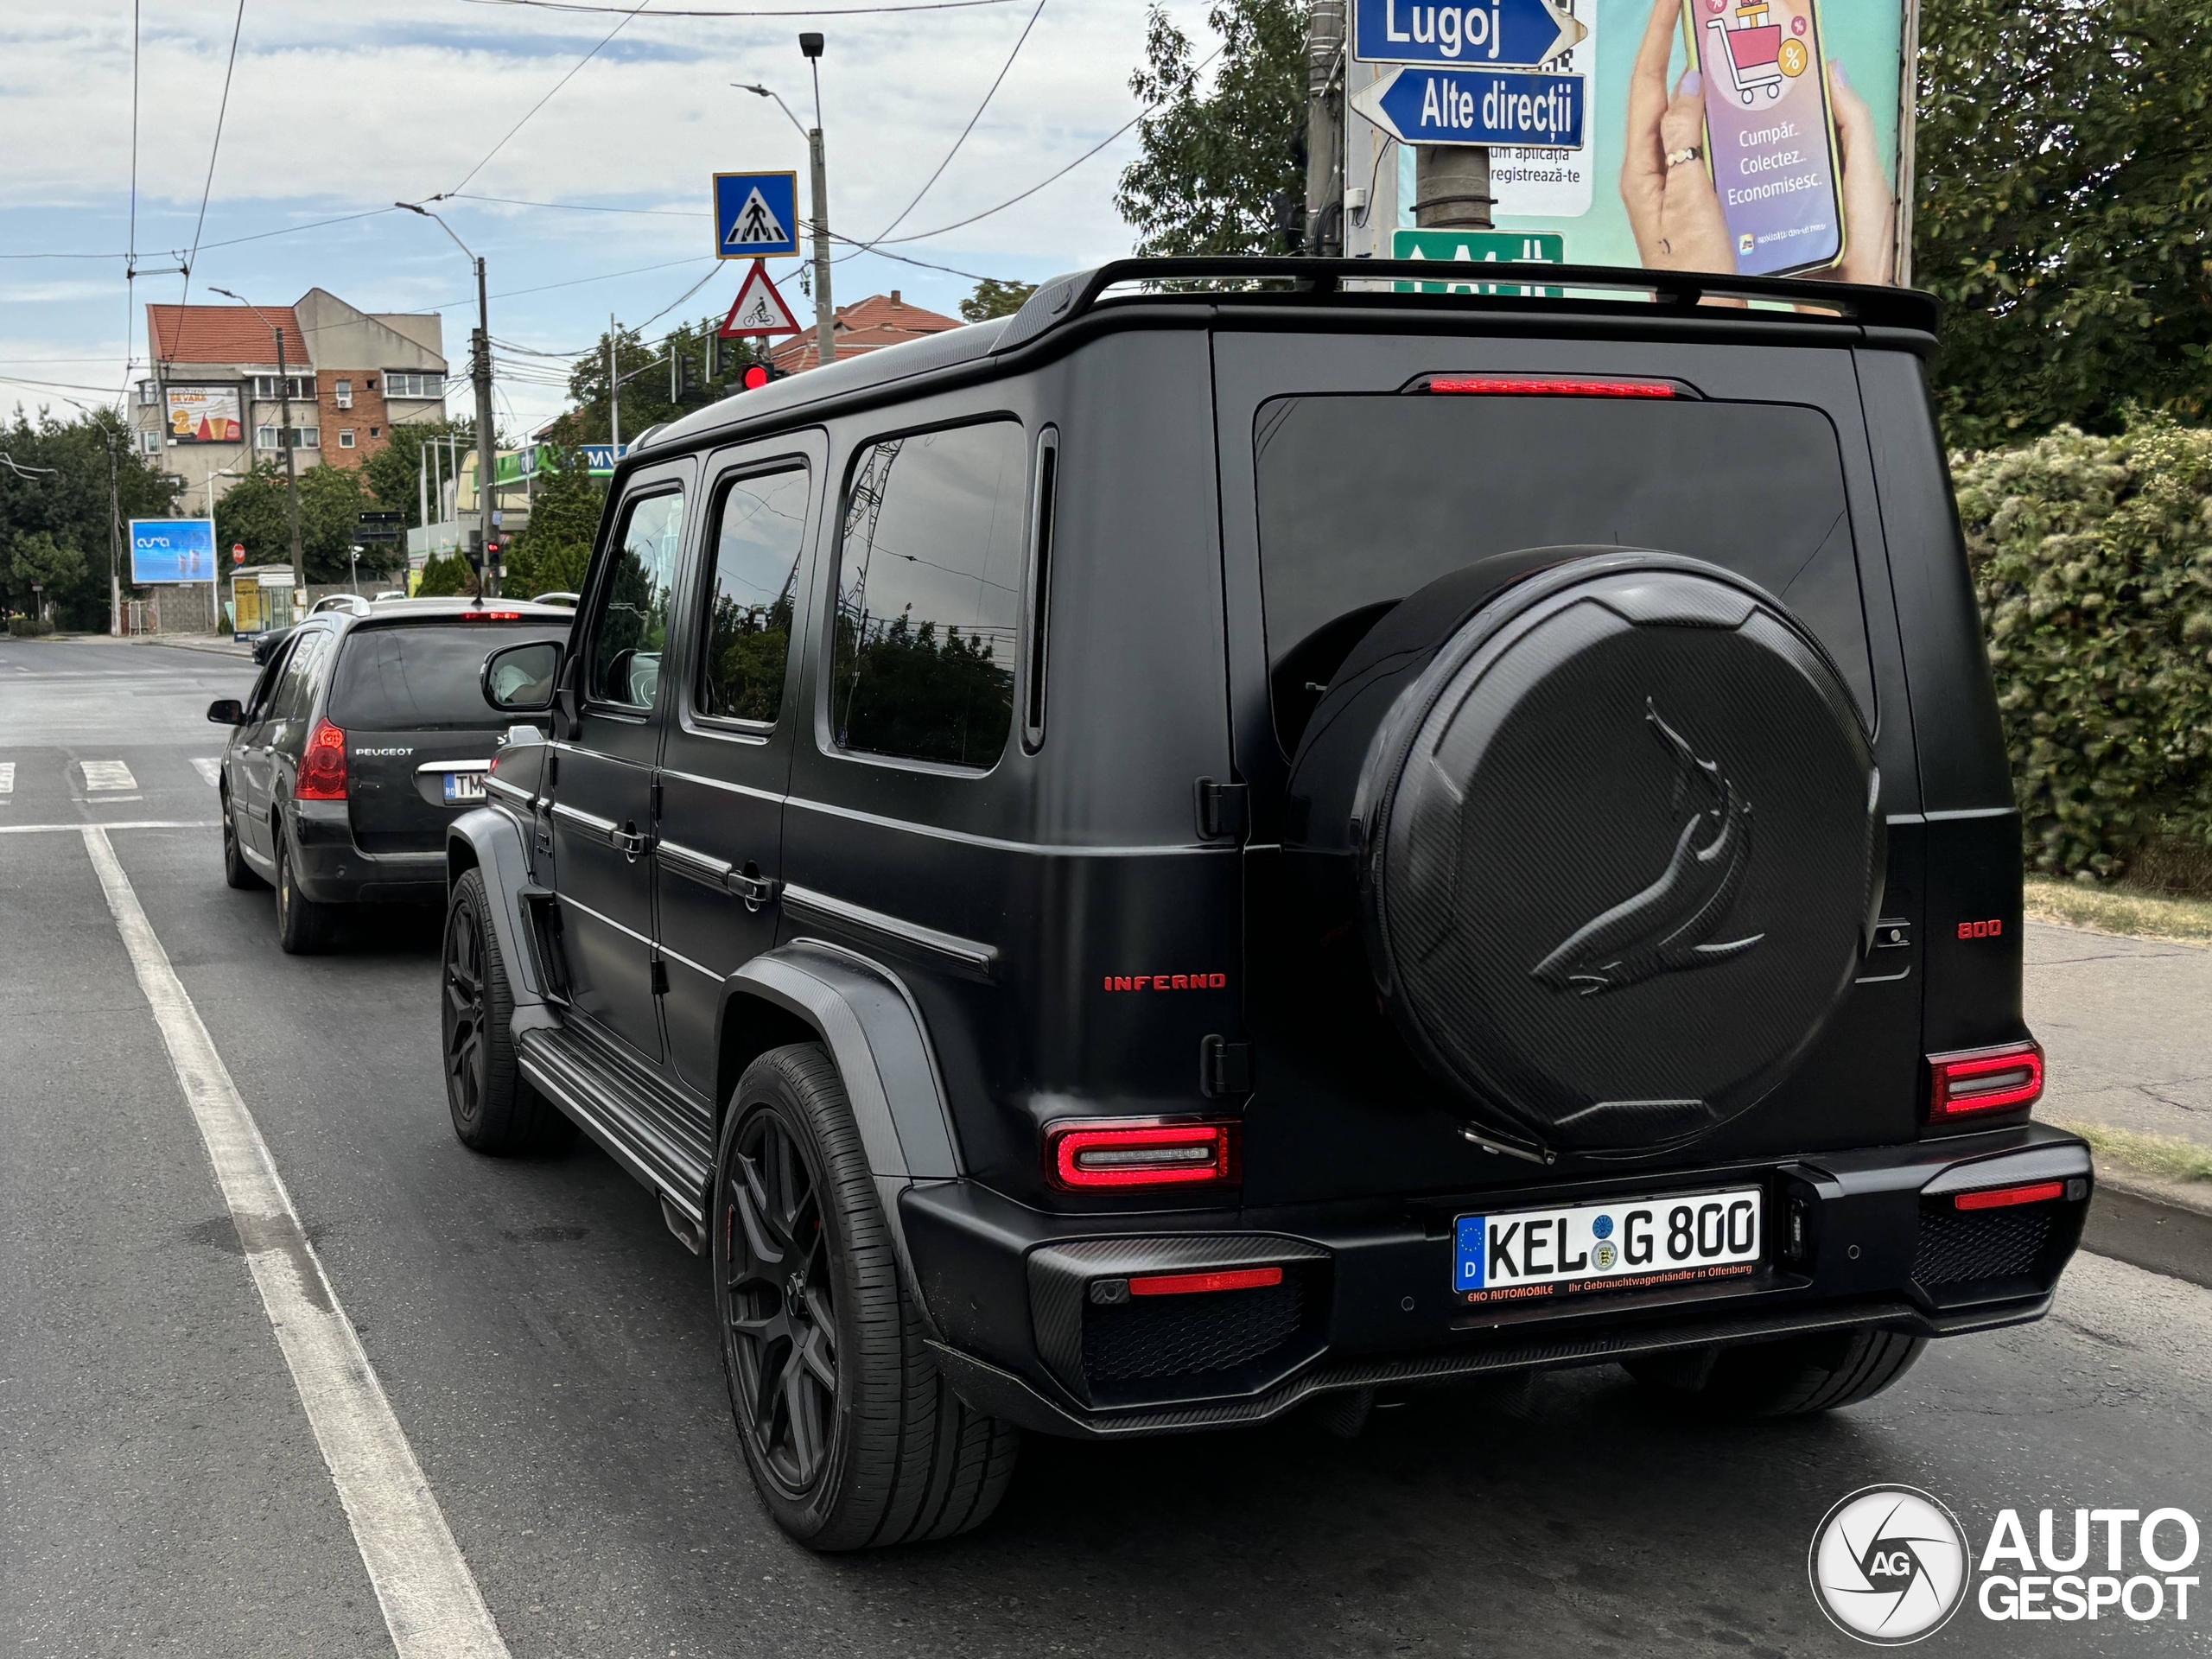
left=1955, top=1180, right=2067, bottom=1211
left=1424, top=376, right=1678, bottom=398
left=296, top=717, right=348, bottom=801
left=1128, top=1266, right=1283, bottom=1297
left=1046, top=1119, right=1239, bottom=1191
left=1929, top=1041, right=2044, bottom=1117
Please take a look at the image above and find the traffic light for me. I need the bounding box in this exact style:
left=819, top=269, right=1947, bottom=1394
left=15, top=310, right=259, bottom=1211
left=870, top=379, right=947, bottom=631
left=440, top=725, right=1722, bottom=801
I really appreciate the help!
left=671, top=347, right=703, bottom=405
left=741, top=360, right=790, bottom=391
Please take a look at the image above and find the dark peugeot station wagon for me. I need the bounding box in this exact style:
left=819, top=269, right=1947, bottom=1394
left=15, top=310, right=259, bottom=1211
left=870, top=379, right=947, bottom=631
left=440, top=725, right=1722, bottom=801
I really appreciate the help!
left=442, top=259, right=2088, bottom=1550
left=208, top=598, right=574, bottom=952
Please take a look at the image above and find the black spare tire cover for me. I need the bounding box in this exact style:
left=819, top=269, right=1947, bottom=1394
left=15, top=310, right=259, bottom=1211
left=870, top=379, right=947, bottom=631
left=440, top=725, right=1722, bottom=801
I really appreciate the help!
left=1351, top=553, right=1882, bottom=1159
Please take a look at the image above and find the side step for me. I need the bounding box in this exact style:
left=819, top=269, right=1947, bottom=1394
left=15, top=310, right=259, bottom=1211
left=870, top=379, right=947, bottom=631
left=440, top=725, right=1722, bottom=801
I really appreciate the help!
left=517, top=1022, right=714, bottom=1227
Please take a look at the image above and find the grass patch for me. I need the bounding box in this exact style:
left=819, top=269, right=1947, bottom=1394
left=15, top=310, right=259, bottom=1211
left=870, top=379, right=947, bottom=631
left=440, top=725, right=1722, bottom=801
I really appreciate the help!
left=2045, top=1116, right=2212, bottom=1185
left=2023, top=876, right=2212, bottom=944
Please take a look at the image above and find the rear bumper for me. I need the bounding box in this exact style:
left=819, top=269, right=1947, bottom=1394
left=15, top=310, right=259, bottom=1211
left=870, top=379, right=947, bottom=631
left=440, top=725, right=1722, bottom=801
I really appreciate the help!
left=900, top=1123, right=2090, bottom=1440
left=288, top=801, right=446, bottom=904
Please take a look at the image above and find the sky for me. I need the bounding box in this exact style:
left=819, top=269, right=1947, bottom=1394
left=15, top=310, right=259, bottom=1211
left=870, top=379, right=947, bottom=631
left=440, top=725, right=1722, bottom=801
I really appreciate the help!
left=0, top=0, right=1217, bottom=436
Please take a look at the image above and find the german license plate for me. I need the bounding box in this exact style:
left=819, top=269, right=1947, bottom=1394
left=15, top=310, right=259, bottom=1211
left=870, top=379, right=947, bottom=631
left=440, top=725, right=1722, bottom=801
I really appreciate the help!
left=443, top=772, right=486, bottom=804
left=1452, top=1185, right=1763, bottom=1306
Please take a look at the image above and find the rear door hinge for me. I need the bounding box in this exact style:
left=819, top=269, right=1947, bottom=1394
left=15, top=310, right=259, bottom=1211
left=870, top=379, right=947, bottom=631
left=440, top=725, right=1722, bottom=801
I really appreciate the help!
left=650, top=957, right=670, bottom=996
left=1200, top=1034, right=1253, bottom=1097
left=650, top=778, right=664, bottom=819
left=1195, top=777, right=1249, bottom=842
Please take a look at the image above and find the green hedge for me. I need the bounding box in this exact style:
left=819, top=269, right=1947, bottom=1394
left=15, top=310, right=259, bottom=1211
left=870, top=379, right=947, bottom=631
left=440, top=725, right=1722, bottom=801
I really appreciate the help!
left=1955, top=416, right=2212, bottom=882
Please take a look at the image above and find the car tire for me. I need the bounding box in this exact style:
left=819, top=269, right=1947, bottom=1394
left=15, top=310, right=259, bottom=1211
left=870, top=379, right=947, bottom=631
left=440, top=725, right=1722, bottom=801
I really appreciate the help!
left=715, top=1043, right=1019, bottom=1550
left=221, top=790, right=265, bottom=891
left=273, top=827, right=334, bottom=954
left=442, top=869, right=566, bottom=1154
left=1624, top=1328, right=1927, bottom=1419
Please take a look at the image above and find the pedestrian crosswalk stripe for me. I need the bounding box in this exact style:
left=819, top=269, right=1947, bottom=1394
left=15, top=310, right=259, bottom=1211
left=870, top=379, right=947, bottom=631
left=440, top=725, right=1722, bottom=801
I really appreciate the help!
left=82, top=760, right=138, bottom=791
left=192, top=756, right=222, bottom=787
left=0, top=762, right=13, bottom=795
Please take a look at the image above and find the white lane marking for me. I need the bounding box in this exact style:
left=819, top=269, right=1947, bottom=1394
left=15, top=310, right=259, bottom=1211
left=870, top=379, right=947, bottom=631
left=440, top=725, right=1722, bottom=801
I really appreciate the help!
left=81, top=760, right=138, bottom=791
left=193, top=756, right=223, bottom=787
left=0, top=761, right=13, bottom=794
left=81, top=827, right=512, bottom=1659
left=0, top=820, right=217, bottom=834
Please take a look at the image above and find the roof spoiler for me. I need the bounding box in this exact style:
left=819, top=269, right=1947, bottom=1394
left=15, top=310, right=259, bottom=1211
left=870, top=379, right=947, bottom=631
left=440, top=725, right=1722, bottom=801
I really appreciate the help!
left=991, top=257, right=1939, bottom=354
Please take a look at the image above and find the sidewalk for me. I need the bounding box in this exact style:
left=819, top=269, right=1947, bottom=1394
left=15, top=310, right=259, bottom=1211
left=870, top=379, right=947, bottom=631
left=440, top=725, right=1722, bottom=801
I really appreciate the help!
left=46, top=632, right=253, bottom=659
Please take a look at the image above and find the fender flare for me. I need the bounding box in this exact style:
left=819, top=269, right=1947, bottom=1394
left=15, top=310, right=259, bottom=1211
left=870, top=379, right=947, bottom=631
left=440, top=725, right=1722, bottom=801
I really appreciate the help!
left=445, top=805, right=547, bottom=1007
left=722, top=939, right=962, bottom=1182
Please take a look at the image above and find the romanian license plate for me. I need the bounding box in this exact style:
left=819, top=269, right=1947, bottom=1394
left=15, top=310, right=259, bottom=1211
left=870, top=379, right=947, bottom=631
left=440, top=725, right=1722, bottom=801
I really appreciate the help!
left=443, top=772, right=486, bottom=804
left=1452, top=1185, right=1763, bottom=1306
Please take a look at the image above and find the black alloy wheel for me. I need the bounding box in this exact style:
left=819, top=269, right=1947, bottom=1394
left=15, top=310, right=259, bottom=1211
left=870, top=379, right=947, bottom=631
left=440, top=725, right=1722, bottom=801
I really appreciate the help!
left=721, top=1104, right=840, bottom=1494
left=713, top=1044, right=1018, bottom=1549
left=440, top=868, right=564, bottom=1154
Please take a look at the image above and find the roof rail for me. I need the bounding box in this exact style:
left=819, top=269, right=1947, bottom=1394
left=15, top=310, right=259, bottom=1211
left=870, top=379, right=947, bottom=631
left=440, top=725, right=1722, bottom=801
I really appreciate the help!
left=992, top=257, right=1937, bottom=354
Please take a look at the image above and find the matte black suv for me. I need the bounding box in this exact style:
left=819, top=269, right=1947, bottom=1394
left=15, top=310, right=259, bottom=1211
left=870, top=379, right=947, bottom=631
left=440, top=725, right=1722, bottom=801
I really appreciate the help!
left=207, top=597, right=573, bottom=951
left=443, top=259, right=2088, bottom=1550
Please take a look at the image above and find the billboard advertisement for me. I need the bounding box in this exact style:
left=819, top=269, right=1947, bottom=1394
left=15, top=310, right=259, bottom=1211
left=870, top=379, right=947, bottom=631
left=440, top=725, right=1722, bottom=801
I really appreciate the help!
left=1354, top=0, right=1908, bottom=288
left=163, top=384, right=244, bottom=444
left=130, top=518, right=219, bottom=585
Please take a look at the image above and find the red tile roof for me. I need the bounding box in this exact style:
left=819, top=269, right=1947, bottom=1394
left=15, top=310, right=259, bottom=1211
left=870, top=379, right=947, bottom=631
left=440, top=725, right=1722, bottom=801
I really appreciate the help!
left=147, top=303, right=304, bottom=367
left=769, top=289, right=962, bottom=374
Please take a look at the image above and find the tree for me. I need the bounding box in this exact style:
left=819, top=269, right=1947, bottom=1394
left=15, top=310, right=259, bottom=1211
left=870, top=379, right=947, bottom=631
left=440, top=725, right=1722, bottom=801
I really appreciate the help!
left=541, top=317, right=760, bottom=448
left=505, top=446, right=607, bottom=598
left=414, top=551, right=477, bottom=598
left=0, top=408, right=179, bottom=629
left=6, top=531, right=86, bottom=619
left=1917, top=0, right=2212, bottom=449
left=960, top=278, right=1038, bottom=323
left=211, top=461, right=371, bottom=583
left=1114, top=1, right=1306, bottom=257
left=360, top=418, right=468, bottom=530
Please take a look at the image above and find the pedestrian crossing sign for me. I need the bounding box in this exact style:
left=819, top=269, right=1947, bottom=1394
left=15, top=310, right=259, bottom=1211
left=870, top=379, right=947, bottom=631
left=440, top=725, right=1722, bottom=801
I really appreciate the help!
left=713, top=170, right=801, bottom=259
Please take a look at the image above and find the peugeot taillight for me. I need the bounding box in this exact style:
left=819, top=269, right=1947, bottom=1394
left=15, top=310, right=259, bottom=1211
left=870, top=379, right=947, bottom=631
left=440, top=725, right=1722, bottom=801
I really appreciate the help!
left=1046, top=1118, right=1239, bottom=1191
left=1928, top=1041, right=2044, bottom=1119
left=296, top=717, right=348, bottom=800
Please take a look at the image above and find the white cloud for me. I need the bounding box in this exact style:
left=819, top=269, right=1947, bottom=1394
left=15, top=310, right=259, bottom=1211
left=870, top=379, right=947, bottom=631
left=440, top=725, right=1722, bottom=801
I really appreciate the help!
left=3, top=0, right=1225, bottom=428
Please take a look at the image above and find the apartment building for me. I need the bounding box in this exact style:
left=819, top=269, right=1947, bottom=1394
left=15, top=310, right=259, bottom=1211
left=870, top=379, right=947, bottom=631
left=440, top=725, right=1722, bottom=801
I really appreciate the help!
left=138, top=289, right=447, bottom=516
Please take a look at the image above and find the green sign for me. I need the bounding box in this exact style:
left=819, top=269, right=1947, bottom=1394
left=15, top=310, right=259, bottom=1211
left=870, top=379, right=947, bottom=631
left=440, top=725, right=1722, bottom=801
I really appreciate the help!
left=1391, top=229, right=1565, bottom=296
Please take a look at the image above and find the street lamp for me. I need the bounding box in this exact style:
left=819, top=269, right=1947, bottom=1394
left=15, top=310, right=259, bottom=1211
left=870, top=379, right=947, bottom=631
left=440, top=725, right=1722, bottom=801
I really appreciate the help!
left=734, top=31, right=836, bottom=368
left=396, top=201, right=501, bottom=596
left=210, top=287, right=306, bottom=594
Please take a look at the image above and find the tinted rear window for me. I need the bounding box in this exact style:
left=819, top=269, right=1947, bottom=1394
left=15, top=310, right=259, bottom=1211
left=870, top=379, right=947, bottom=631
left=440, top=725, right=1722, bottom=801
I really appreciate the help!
left=1253, top=394, right=1871, bottom=750
left=328, top=623, right=571, bottom=730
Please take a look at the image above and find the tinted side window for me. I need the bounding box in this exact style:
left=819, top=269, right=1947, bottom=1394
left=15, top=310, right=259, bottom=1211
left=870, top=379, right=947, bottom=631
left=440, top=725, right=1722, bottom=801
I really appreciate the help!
left=587, top=490, right=685, bottom=709
left=273, top=632, right=328, bottom=722
left=697, top=467, right=809, bottom=724
left=830, top=422, right=1024, bottom=768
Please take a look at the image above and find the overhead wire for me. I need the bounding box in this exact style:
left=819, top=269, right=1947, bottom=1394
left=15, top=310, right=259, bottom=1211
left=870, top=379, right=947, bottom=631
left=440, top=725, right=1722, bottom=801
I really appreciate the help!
left=181, top=0, right=248, bottom=307
left=447, top=0, right=653, bottom=195
left=463, top=0, right=1020, bottom=12
left=867, top=0, right=1047, bottom=246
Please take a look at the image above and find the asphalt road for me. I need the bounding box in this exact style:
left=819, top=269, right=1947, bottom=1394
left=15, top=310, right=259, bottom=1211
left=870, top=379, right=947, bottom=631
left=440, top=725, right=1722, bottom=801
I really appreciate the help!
left=4, top=636, right=2209, bottom=1659
left=2029, top=922, right=2212, bottom=1151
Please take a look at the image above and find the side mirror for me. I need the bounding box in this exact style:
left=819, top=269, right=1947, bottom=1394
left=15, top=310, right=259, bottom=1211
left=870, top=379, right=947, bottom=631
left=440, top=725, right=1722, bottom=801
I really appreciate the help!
left=482, top=640, right=562, bottom=714
left=207, top=698, right=245, bottom=725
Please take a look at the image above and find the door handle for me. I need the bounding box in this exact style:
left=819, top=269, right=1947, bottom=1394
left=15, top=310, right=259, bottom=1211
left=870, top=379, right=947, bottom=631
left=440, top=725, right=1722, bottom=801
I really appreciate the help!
left=728, top=866, right=780, bottom=913
left=613, top=823, right=650, bottom=862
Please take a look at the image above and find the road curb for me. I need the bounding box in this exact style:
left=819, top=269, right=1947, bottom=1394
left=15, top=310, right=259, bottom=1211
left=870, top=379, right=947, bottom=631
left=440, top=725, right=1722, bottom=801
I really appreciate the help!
left=2084, top=1167, right=2212, bottom=1291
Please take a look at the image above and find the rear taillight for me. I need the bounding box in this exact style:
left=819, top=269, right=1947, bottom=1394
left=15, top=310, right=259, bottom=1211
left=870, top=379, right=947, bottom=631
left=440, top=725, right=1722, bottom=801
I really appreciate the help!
left=1422, top=376, right=1680, bottom=398
left=1954, top=1180, right=2067, bottom=1212
left=468, top=610, right=524, bottom=620
left=296, top=717, right=348, bottom=800
left=1046, top=1118, right=1239, bottom=1192
left=1929, top=1040, right=2044, bottom=1119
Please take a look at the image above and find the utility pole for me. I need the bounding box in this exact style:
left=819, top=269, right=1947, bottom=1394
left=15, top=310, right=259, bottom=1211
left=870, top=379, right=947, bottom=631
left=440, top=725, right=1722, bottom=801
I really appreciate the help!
left=105, top=426, right=122, bottom=637
left=472, top=255, right=499, bottom=596
left=213, top=289, right=305, bottom=594
left=607, top=315, right=621, bottom=452
left=801, top=33, right=836, bottom=365
left=1306, top=2, right=1345, bottom=256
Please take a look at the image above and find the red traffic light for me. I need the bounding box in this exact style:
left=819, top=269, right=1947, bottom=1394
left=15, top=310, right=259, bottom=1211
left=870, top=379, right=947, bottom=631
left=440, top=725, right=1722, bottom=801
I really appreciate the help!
left=742, top=364, right=771, bottom=391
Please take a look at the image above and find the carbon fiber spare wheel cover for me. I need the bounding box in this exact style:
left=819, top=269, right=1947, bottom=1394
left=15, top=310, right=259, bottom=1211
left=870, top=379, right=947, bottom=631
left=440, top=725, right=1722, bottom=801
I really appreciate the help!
left=1357, top=556, right=1881, bottom=1157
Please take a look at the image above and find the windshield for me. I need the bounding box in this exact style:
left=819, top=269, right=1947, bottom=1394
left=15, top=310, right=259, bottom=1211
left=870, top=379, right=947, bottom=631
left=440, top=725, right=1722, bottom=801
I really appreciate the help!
left=1253, top=393, right=1871, bottom=753
left=328, top=622, right=571, bottom=730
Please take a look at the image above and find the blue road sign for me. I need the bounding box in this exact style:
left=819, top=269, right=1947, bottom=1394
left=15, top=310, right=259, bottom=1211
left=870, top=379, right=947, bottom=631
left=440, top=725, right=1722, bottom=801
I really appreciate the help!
left=713, top=171, right=801, bottom=259
left=128, top=518, right=218, bottom=584
left=1350, top=65, right=1585, bottom=149
left=1353, top=0, right=1587, bottom=69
